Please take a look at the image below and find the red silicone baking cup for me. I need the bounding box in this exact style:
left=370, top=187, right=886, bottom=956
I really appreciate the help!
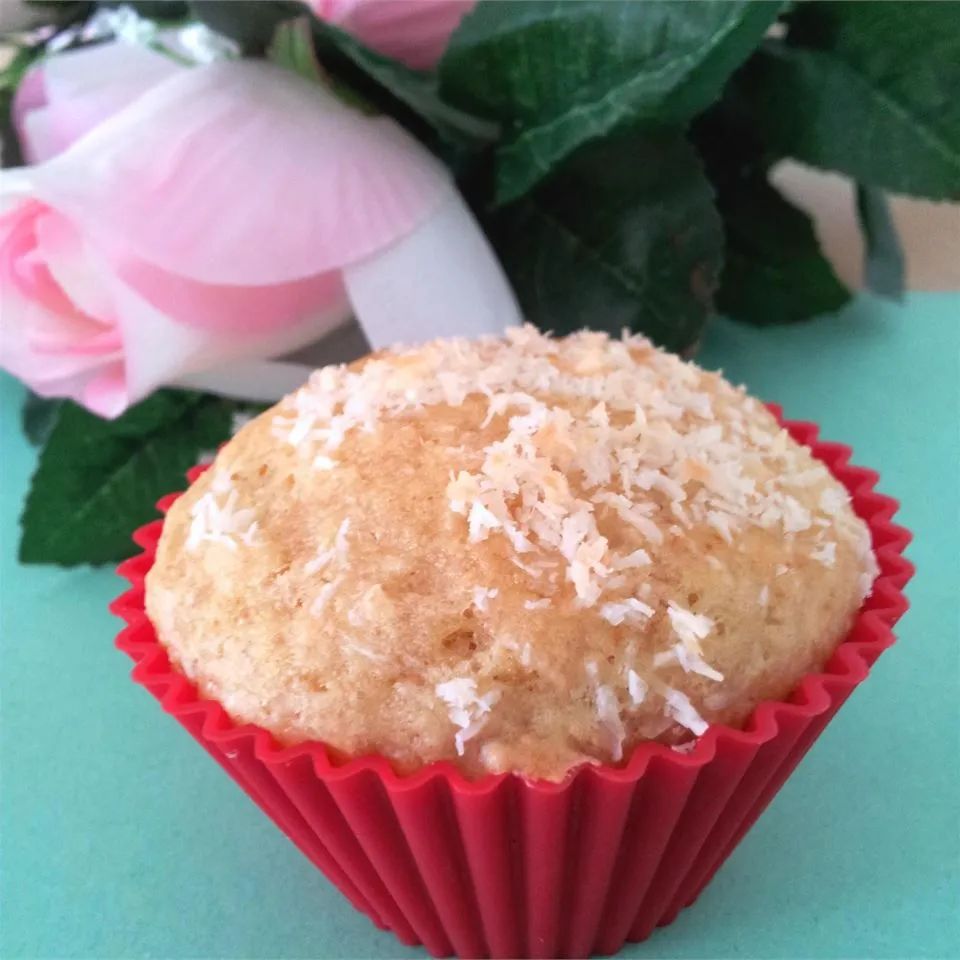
left=112, top=407, right=913, bottom=958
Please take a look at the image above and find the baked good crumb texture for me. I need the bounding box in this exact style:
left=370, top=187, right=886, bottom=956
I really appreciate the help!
left=146, top=326, right=877, bottom=781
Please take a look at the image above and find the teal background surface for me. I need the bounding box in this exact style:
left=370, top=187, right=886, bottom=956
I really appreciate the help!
left=2, top=293, right=958, bottom=959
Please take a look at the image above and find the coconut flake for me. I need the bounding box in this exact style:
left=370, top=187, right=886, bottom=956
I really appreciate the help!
left=781, top=496, right=813, bottom=534
left=664, top=688, right=708, bottom=736
left=304, top=551, right=333, bottom=576
left=310, top=576, right=343, bottom=617
left=347, top=606, right=364, bottom=627
left=819, top=487, right=848, bottom=515
left=306, top=517, right=351, bottom=574
left=186, top=479, right=259, bottom=552
left=627, top=669, right=648, bottom=706
left=524, top=598, right=551, bottom=610
left=436, top=678, right=501, bottom=755
left=512, top=556, right=545, bottom=578
left=343, top=642, right=387, bottom=662
left=467, top=502, right=502, bottom=542
left=594, top=683, right=626, bottom=761
left=857, top=540, right=879, bottom=601
left=811, top=541, right=837, bottom=567
left=600, top=598, right=655, bottom=626
left=667, top=602, right=714, bottom=648
left=654, top=643, right=720, bottom=680
left=662, top=603, right=724, bottom=680
left=472, top=586, right=499, bottom=612
left=584, top=661, right=625, bottom=761
left=612, top=548, right=652, bottom=569
left=706, top=510, right=736, bottom=544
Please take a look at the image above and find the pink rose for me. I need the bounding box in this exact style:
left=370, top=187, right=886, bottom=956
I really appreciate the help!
left=12, top=40, right=182, bottom=165
left=2, top=43, right=518, bottom=417
left=311, top=0, right=475, bottom=69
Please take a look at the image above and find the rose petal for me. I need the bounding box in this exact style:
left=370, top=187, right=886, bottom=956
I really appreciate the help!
left=173, top=360, right=316, bottom=402
left=109, top=250, right=348, bottom=334
left=0, top=284, right=122, bottom=403
left=31, top=60, right=453, bottom=286
left=172, top=322, right=373, bottom=402
left=108, top=271, right=351, bottom=406
left=0, top=204, right=118, bottom=384
left=33, top=209, right=115, bottom=321
left=0, top=169, right=36, bottom=213
left=81, top=363, right=129, bottom=418
left=315, top=0, right=475, bottom=70
left=11, top=65, right=47, bottom=162
left=16, top=41, right=181, bottom=162
left=343, top=191, right=521, bottom=348
left=28, top=324, right=120, bottom=358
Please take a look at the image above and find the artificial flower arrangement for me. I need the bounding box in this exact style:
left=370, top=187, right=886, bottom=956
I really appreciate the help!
left=2, top=0, right=957, bottom=566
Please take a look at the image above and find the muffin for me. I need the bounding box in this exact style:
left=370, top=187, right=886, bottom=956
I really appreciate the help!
left=145, top=326, right=877, bottom=781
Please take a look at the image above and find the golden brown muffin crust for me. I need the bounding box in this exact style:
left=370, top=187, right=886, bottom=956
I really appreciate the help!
left=146, top=327, right=876, bottom=780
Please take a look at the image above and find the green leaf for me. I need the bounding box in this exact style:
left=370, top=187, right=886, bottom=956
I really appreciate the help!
left=122, top=1, right=189, bottom=19
left=306, top=16, right=498, bottom=147
left=0, top=43, right=40, bottom=98
left=267, top=15, right=381, bottom=116
left=23, top=1, right=94, bottom=24
left=856, top=185, right=906, bottom=301
left=715, top=173, right=851, bottom=326
left=21, top=394, right=64, bottom=447
left=693, top=95, right=850, bottom=325
left=190, top=0, right=302, bottom=54
left=208, top=0, right=495, bottom=147
left=489, top=130, right=722, bottom=352
left=1, top=42, right=44, bottom=168
left=440, top=0, right=782, bottom=203
left=20, top=391, right=235, bottom=566
left=738, top=2, right=960, bottom=200
left=268, top=15, right=325, bottom=83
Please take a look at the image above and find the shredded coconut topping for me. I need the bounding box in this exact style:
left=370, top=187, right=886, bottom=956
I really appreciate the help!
left=436, top=678, right=501, bottom=756
left=586, top=660, right=626, bottom=761
left=264, top=325, right=876, bottom=747
left=811, top=541, right=837, bottom=567
left=819, top=487, right=848, bottom=515
left=613, top=548, right=652, bottom=569
left=664, top=688, right=709, bottom=736
left=627, top=669, right=648, bottom=706
left=471, top=586, right=499, bottom=613
left=343, top=641, right=386, bottom=662
left=600, top=598, right=655, bottom=626
left=310, top=576, right=342, bottom=617
left=661, top=602, right=723, bottom=681
left=305, top=517, right=351, bottom=575
left=498, top=636, right=534, bottom=667
left=273, top=326, right=867, bottom=623
left=186, top=474, right=259, bottom=552
left=667, top=602, right=714, bottom=647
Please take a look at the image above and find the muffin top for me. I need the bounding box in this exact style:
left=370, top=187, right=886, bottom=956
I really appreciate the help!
left=146, top=326, right=877, bottom=780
